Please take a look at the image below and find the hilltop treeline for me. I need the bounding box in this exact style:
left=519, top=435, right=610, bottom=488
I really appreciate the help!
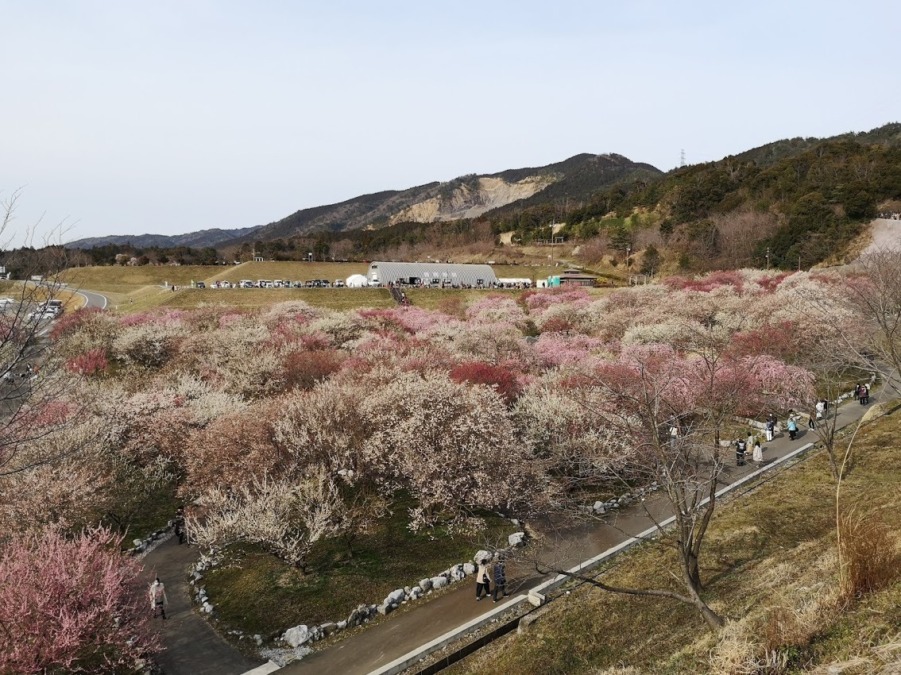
left=13, top=123, right=899, bottom=271
left=489, top=123, right=901, bottom=269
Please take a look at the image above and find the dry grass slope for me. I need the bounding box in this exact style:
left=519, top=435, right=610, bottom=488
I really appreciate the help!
left=448, top=408, right=901, bottom=675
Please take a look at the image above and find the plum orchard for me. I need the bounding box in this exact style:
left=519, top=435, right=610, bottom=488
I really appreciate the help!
left=4, top=263, right=895, bottom=660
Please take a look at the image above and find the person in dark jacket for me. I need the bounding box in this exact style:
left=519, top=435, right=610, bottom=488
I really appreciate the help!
left=174, top=508, right=186, bottom=545
left=735, top=439, right=747, bottom=466
left=493, top=558, right=507, bottom=602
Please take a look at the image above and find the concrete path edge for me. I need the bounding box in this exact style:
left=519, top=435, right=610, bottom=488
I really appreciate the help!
left=249, top=440, right=817, bottom=675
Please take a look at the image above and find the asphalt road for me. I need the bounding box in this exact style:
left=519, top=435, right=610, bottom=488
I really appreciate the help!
left=75, top=288, right=108, bottom=309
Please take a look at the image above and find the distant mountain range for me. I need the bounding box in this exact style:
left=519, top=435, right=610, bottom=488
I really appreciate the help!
left=65, top=226, right=262, bottom=250
left=65, top=153, right=661, bottom=249
left=64, top=122, right=901, bottom=268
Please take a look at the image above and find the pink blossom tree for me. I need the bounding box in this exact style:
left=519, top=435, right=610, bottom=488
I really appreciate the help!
left=0, top=525, right=160, bottom=674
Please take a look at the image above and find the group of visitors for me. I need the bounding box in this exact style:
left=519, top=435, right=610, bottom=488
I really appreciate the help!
left=475, top=556, right=508, bottom=603
left=740, top=385, right=875, bottom=467
left=738, top=403, right=827, bottom=466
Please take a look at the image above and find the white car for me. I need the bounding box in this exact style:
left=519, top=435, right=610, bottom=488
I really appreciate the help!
left=27, top=309, right=56, bottom=322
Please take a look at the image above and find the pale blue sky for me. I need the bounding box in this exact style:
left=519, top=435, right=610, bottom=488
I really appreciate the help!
left=1, top=1, right=898, bottom=246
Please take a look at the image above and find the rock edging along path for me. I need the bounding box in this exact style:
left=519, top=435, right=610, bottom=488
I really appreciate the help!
left=142, top=536, right=264, bottom=675
left=272, top=385, right=877, bottom=675
left=284, top=441, right=815, bottom=675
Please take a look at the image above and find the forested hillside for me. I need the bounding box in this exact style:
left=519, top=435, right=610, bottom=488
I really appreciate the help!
left=58, top=124, right=901, bottom=272
left=489, top=123, right=901, bottom=270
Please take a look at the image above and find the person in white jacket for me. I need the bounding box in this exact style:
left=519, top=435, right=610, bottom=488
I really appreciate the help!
left=149, top=577, right=168, bottom=619
left=475, top=559, right=493, bottom=601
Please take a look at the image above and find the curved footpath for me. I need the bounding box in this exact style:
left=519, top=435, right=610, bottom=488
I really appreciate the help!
left=142, top=538, right=264, bottom=675
left=145, top=388, right=881, bottom=675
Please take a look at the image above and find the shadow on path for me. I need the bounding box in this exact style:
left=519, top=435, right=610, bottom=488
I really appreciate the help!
left=142, top=537, right=263, bottom=675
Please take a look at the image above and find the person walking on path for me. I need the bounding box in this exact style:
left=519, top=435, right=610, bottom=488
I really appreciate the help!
left=752, top=439, right=763, bottom=463
left=150, top=577, right=168, bottom=619
left=815, top=399, right=826, bottom=421
left=786, top=416, right=799, bottom=441
left=765, top=414, right=776, bottom=442
left=475, top=558, right=492, bottom=601
left=492, top=558, right=508, bottom=602
left=174, top=508, right=186, bottom=545
left=735, top=438, right=747, bottom=466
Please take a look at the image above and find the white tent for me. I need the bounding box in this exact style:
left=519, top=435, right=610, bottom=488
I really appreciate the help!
left=346, top=274, right=369, bottom=288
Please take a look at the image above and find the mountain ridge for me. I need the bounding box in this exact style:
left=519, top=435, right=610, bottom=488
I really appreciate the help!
left=65, top=153, right=660, bottom=250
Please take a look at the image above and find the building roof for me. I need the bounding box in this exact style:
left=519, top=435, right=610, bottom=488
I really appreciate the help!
left=367, top=262, right=498, bottom=286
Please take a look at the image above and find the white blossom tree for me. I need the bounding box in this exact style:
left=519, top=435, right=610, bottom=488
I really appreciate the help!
left=188, top=469, right=344, bottom=572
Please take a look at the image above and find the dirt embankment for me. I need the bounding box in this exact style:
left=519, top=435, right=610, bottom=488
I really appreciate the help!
left=861, top=218, right=901, bottom=257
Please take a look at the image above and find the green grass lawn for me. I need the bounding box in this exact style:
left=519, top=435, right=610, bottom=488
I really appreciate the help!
left=61, top=262, right=618, bottom=314
left=145, top=287, right=395, bottom=311
left=203, top=506, right=517, bottom=640
left=448, top=407, right=901, bottom=674
left=63, top=265, right=218, bottom=289
left=62, top=262, right=369, bottom=296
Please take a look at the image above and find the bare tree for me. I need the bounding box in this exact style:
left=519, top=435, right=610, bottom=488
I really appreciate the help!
left=0, top=189, right=81, bottom=481
left=531, top=337, right=813, bottom=630
left=841, top=248, right=901, bottom=397
left=534, top=346, right=727, bottom=628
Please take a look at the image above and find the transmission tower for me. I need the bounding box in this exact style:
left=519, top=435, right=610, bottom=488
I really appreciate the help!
left=680, top=149, right=686, bottom=167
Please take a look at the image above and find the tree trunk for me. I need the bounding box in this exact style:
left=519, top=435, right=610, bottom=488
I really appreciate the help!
left=684, top=564, right=723, bottom=628
left=686, top=553, right=702, bottom=590
left=686, top=580, right=724, bottom=629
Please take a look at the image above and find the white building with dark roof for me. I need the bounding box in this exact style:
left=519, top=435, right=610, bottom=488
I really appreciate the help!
left=366, top=262, right=498, bottom=287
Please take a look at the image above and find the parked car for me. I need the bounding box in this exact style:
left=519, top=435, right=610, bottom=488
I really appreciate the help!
left=34, top=300, right=63, bottom=317
left=27, top=309, right=56, bottom=322
left=333, top=280, right=346, bottom=288
left=195, top=282, right=206, bottom=289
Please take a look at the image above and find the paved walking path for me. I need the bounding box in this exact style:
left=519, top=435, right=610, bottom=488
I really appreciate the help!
left=145, top=387, right=880, bottom=675
left=142, top=537, right=263, bottom=675
left=280, top=392, right=878, bottom=675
